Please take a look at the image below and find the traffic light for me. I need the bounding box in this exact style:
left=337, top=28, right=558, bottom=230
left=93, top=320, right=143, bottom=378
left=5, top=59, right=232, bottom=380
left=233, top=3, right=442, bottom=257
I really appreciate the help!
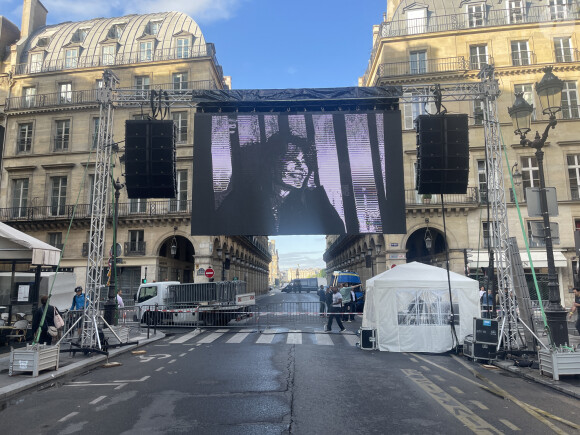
left=142, top=278, right=147, bottom=284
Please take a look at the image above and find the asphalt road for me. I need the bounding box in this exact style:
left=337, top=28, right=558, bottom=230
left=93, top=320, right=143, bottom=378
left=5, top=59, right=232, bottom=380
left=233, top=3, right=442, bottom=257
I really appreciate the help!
left=1, top=289, right=578, bottom=434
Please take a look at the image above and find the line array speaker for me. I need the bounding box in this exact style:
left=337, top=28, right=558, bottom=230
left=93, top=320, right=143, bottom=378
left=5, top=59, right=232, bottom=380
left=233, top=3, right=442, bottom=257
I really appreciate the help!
left=416, top=114, right=469, bottom=195
left=125, top=120, right=177, bottom=199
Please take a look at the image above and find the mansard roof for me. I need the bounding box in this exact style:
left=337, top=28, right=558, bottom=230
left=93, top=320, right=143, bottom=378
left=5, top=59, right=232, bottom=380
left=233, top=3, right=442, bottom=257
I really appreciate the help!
left=19, top=11, right=206, bottom=65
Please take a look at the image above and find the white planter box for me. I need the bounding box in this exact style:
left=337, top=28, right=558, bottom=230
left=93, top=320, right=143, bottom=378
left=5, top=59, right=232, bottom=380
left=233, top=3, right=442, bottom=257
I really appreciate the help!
left=538, top=349, right=580, bottom=381
left=9, top=344, right=60, bottom=377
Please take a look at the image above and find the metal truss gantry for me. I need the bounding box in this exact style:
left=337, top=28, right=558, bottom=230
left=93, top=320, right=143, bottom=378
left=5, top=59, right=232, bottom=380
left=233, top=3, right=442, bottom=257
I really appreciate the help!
left=84, top=69, right=527, bottom=351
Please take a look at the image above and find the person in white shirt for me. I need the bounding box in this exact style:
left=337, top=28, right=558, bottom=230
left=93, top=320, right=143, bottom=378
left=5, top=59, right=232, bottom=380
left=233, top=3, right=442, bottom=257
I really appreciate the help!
left=325, top=287, right=346, bottom=333
left=117, top=289, right=125, bottom=324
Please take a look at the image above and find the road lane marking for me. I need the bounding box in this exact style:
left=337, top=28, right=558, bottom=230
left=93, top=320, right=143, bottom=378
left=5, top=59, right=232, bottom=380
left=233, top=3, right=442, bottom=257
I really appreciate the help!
left=314, top=333, right=334, bottom=345
left=155, top=367, right=164, bottom=372
left=256, top=329, right=277, bottom=344
left=227, top=332, right=251, bottom=343
left=449, top=386, right=463, bottom=395
left=287, top=331, right=302, bottom=345
left=499, top=419, right=520, bottom=431
left=170, top=329, right=202, bottom=344
left=114, top=383, right=127, bottom=390
left=470, top=400, right=488, bottom=410
left=58, top=412, right=79, bottom=422
left=179, top=353, right=187, bottom=357
left=409, top=357, right=418, bottom=363
left=433, top=375, right=445, bottom=382
left=342, top=334, right=358, bottom=346
left=89, top=396, right=107, bottom=405
left=420, top=365, right=431, bottom=371
left=197, top=332, right=224, bottom=344
left=113, top=376, right=150, bottom=383
left=402, top=369, right=502, bottom=434
left=168, top=359, right=176, bottom=364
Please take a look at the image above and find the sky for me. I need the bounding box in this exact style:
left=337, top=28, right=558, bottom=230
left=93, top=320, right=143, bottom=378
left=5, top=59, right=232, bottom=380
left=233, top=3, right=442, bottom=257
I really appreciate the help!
left=1, top=0, right=388, bottom=270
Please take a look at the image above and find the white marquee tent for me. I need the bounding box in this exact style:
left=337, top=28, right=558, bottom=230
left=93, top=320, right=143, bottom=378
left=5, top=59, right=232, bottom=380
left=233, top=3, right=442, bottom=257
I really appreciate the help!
left=362, top=262, right=480, bottom=353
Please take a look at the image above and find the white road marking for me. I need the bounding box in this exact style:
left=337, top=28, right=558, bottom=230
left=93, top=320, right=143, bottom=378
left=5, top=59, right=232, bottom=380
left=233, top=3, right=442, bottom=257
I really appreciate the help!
left=499, top=419, right=520, bottom=431
left=89, top=396, right=107, bottom=405
left=58, top=412, right=79, bottom=422
left=342, top=334, right=358, bottom=346
left=170, top=329, right=201, bottom=344
left=314, top=333, right=334, bottom=345
left=286, top=331, right=302, bottom=345
left=432, top=375, right=445, bottom=382
left=179, top=353, right=187, bottom=357
left=256, top=330, right=277, bottom=344
left=449, top=386, right=463, bottom=395
left=470, top=400, right=489, bottom=410
left=197, top=332, right=224, bottom=344
left=155, top=367, right=164, bottom=372
left=168, top=359, right=177, bottom=364
left=113, top=376, right=150, bottom=383
left=420, top=365, right=431, bottom=371
left=227, top=332, right=250, bottom=343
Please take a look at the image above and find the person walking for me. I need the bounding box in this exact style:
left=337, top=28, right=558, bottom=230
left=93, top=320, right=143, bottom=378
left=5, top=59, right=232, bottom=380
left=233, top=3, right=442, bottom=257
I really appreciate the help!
left=32, top=295, right=59, bottom=345
left=325, top=286, right=346, bottom=333
left=318, top=285, right=326, bottom=317
left=569, top=287, right=580, bottom=347
left=117, top=289, right=125, bottom=324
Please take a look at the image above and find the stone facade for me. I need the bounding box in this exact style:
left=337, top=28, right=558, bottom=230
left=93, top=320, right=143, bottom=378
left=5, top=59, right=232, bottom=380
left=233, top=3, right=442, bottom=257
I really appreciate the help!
left=325, top=0, right=580, bottom=309
left=0, top=0, right=271, bottom=303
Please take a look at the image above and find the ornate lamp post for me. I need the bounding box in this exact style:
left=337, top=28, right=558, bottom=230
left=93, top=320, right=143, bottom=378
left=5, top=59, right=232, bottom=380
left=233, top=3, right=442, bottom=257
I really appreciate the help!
left=508, top=66, right=569, bottom=346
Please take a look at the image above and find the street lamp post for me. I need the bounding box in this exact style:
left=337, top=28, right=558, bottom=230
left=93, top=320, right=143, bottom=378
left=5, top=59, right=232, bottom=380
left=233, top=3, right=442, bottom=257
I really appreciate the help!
left=104, top=177, right=124, bottom=326
left=508, top=66, right=569, bottom=346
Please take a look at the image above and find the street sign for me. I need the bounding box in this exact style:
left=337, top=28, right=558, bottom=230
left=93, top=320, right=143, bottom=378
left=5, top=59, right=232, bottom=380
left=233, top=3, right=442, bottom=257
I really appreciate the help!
left=109, top=242, right=122, bottom=257
left=205, top=268, right=215, bottom=278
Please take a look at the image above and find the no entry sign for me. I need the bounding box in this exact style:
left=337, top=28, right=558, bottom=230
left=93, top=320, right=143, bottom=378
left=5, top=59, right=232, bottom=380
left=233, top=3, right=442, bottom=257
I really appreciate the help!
left=205, top=268, right=215, bottom=278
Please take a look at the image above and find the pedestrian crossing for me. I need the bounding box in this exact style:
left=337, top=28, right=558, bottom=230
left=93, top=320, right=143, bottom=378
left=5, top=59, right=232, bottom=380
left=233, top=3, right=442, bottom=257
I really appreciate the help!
left=168, top=328, right=360, bottom=347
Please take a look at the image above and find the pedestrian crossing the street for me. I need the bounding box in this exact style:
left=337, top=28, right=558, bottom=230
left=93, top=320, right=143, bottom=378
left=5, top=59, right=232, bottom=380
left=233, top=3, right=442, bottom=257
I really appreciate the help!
left=170, top=329, right=360, bottom=347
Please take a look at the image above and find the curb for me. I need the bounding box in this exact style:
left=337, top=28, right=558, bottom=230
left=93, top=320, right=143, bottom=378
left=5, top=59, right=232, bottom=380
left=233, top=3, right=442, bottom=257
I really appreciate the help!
left=0, top=331, right=165, bottom=401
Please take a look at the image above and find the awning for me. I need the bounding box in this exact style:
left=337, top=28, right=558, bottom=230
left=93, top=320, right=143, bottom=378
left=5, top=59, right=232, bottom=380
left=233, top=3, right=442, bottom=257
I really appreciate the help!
left=468, top=250, right=567, bottom=269
left=0, top=222, right=61, bottom=266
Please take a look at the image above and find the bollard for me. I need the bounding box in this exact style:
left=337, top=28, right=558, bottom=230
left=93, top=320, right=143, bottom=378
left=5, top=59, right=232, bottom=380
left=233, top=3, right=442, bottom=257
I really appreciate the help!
left=154, top=303, right=158, bottom=335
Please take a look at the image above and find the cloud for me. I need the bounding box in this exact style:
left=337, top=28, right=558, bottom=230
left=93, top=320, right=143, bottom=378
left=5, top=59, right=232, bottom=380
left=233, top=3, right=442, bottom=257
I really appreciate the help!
left=42, top=0, right=246, bottom=23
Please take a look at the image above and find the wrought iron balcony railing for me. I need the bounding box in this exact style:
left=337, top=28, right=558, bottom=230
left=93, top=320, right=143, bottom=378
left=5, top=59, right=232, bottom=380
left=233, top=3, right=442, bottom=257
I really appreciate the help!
left=363, top=4, right=580, bottom=85
left=14, top=43, right=219, bottom=76
left=0, top=200, right=192, bottom=222
left=376, top=56, right=469, bottom=80
left=511, top=51, right=536, bottom=66
left=5, top=80, right=218, bottom=111
left=405, top=187, right=479, bottom=206
left=124, top=241, right=147, bottom=256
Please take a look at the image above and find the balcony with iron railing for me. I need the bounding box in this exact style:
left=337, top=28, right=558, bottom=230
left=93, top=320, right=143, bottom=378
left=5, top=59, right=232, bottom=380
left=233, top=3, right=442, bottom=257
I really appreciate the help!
left=14, top=43, right=220, bottom=76
left=376, top=56, right=469, bottom=80
left=363, top=4, right=580, bottom=85
left=405, top=187, right=479, bottom=207
left=124, top=241, right=147, bottom=256
left=5, top=80, right=219, bottom=112
left=0, top=199, right=192, bottom=223
left=554, top=48, right=580, bottom=63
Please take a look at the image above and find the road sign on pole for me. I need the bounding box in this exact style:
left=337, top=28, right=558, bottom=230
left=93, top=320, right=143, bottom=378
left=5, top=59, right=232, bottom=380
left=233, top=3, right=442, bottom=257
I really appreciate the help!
left=205, top=268, right=214, bottom=279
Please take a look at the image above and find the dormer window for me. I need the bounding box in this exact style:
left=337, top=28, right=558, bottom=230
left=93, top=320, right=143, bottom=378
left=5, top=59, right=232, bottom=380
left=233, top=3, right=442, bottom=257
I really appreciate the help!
left=29, top=52, right=44, bottom=73
left=102, top=45, right=116, bottom=65
left=149, top=20, right=162, bottom=36
left=467, top=3, right=485, bottom=27
left=507, top=1, right=524, bottom=24
left=36, top=37, right=50, bottom=47
left=108, top=23, right=126, bottom=40
left=65, top=48, right=78, bottom=69
left=406, top=8, right=426, bottom=35
left=176, top=37, right=190, bottom=58
left=139, top=41, right=153, bottom=62
left=72, top=27, right=91, bottom=43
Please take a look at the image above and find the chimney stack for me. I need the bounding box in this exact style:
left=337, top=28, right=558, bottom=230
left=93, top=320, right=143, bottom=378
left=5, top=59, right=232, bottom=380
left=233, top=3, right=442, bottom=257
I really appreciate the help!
left=21, top=0, right=47, bottom=39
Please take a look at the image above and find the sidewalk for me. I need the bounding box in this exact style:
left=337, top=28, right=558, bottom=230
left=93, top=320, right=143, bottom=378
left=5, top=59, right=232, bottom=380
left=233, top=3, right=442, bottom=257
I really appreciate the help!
left=492, top=331, right=580, bottom=399
left=0, top=324, right=165, bottom=401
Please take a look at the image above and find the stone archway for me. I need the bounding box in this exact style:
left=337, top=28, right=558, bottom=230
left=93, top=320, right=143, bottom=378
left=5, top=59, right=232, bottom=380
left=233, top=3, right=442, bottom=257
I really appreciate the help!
left=405, top=226, right=447, bottom=266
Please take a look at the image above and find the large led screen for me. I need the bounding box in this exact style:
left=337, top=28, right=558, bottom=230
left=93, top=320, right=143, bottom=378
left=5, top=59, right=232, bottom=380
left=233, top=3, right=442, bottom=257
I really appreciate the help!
left=192, top=111, right=405, bottom=235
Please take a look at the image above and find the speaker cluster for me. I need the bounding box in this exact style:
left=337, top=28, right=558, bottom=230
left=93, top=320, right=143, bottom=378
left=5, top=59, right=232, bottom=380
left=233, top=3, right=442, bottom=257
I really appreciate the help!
left=416, top=114, right=469, bottom=195
left=125, top=120, right=177, bottom=199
